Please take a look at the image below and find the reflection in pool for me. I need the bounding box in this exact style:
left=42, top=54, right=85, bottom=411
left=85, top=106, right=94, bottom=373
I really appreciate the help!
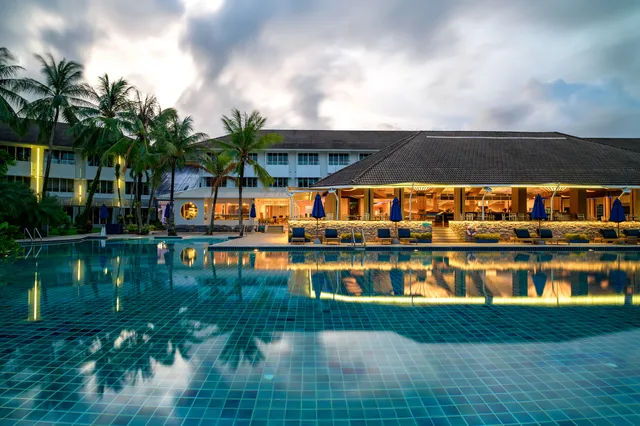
left=1, top=242, right=639, bottom=424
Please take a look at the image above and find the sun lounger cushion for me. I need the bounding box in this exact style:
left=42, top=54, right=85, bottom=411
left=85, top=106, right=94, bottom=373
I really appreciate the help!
left=600, top=229, right=618, bottom=239
left=514, top=229, right=531, bottom=239
left=539, top=229, right=553, bottom=239
left=378, top=229, right=391, bottom=239
left=398, top=228, right=411, bottom=238
left=291, top=227, right=306, bottom=239
left=623, top=229, right=640, bottom=237
left=325, top=229, right=338, bottom=239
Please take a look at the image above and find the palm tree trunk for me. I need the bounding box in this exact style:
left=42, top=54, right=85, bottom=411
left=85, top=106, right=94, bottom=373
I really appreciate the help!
left=146, top=187, right=156, bottom=227
left=209, top=185, right=219, bottom=235
left=169, top=164, right=176, bottom=236
left=41, top=109, right=59, bottom=198
left=238, top=162, right=244, bottom=237
left=82, top=164, right=102, bottom=226
left=136, top=172, right=143, bottom=233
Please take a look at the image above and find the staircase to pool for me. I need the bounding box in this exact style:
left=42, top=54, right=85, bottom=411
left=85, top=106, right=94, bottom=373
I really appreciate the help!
left=431, top=227, right=461, bottom=243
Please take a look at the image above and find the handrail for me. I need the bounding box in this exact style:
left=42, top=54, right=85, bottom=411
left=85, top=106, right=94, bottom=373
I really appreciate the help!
left=34, top=228, right=43, bottom=242
left=351, top=229, right=356, bottom=247
left=361, top=228, right=367, bottom=247
left=23, top=228, right=33, bottom=241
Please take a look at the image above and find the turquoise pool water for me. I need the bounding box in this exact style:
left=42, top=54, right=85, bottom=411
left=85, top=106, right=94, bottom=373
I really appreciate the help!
left=1, top=242, right=640, bottom=425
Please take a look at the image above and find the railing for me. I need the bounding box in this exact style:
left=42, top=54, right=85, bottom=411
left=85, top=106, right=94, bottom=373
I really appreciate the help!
left=23, top=228, right=33, bottom=241
left=34, top=228, right=43, bottom=242
left=351, top=229, right=356, bottom=247
left=361, top=228, right=367, bottom=247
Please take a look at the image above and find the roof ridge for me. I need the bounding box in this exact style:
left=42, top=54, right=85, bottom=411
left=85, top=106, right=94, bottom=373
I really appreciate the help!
left=350, top=131, right=422, bottom=184
left=558, top=132, right=640, bottom=155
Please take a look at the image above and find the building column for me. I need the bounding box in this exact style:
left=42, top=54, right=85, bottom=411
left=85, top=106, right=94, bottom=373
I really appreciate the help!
left=511, top=187, right=527, bottom=213
left=631, top=190, right=640, bottom=218
left=364, top=189, right=373, bottom=220
left=453, top=188, right=465, bottom=220
left=324, top=192, right=337, bottom=219
left=569, top=189, right=587, bottom=217
left=454, top=269, right=466, bottom=297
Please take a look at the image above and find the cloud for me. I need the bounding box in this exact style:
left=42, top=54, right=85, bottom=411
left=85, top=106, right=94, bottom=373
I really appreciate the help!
left=2, top=0, right=640, bottom=136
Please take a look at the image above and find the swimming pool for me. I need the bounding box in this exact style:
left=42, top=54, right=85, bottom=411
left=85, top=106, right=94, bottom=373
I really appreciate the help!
left=1, top=243, right=639, bottom=425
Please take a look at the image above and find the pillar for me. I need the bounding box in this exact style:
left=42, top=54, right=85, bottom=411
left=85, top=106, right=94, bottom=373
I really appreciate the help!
left=454, top=269, right=466, bottom=297
left=453, top=188, right=465, bottom=220
left=569, top=189, right=587, bottom=216
left=364, top=189, right=373, bottom=220
left=631, top=190, right=640, bottom=219
left=511, top=188, right=527, bottom=213
left=324, top=192, right=337, bottom=219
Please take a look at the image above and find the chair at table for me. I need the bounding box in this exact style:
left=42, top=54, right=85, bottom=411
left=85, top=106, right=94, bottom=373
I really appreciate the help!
left=465, top=213, right=474, bottom=221
left=577, top=214, right=585, bottom=221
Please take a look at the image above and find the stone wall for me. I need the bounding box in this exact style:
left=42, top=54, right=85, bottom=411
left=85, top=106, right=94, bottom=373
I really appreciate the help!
left=288, top=220, right=432, bottom=241
left=450, top=220, right=640, bottom=242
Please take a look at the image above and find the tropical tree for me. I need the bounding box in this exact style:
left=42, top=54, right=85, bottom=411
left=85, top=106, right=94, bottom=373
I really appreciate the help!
left=200, top=150, right=236, bottom=234
left=107, top=90, right=164, bottom=233
left=72, top=74, right=133, bottom=229
left=219, top=109, right=282, bottom=236
left=144, top=148, right=169, bottom=227
left=155, top=113, right=208, bottom=235
left=0, top=47, right=29, bottom=128
left=19, top=54, right=92, bottom=197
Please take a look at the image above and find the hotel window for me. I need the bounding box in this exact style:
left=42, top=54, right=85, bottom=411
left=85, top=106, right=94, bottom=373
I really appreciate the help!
left=46, top=150, right=75, bottom=165
left=248, top=153, right=258, bottom=162
left=125, top=181, right=150, bottom=195
left=0, top=145, right=31, bottom=162
left=267, top=153, right=288, bottom=165
left=93, top=180, right=114, bottom=194
left=242, top=177, right=258, bottom=188
left=297, top=177, right=319, bottom=188
left=297, top=153, right=319, bottom=165
left=328, top=153, right=350, bottom=166
left=5, top=175, right=31, bottom=187
left=359, top=153, right=371, bottom=161
left=201, top=177, right=228, bottom=188
left=269, top=177, right=289, bottom=188
left=87, top=155, right=114, bottom=167
left=46, top=178, right=74, bottom=193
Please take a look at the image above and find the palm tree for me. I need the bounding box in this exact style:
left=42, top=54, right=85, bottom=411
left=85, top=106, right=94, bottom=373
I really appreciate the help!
left=0, top=47, right=29, bottom=127
left=73, top=74, right=133, bottom=227
left=19, top=54, right=92, bottom=197
left=219, top=109, right=282, bottom=236
left=155, top=113, right=208, bottom=236
left=200, top=150, right=236, bottom=235
left=108, top=90, right=165, bottom=233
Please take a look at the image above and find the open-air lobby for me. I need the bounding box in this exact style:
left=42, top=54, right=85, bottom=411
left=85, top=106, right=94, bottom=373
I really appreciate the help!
left=287, top=131, right=640, bottom=243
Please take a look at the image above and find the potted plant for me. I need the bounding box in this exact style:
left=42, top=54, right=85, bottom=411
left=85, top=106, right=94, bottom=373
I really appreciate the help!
left=475, top=233, right=500, bottom=243
left=411, top=232, right=432, bottom=243
left=565, top=233, right=589, bottom=244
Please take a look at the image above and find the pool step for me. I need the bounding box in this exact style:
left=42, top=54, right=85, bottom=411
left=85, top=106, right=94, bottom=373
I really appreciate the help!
left=431, top=227, right=461, bottom=243
left=267, top=225, right=285, bottom=233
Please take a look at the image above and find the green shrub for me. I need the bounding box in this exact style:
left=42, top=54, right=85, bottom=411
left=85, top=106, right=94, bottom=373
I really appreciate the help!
left=340, top=232, right=363, bottom=240
left=0, top=222, right=22, bottom=261
left=138, top=225, right=150, bottom=235
left=126, top=224, right=138, bottom=233
left=411, top=232, right=432, bottom=239
left=565, top=233, right=588, bottom=241
left=475, top=233, right=501, bottom=240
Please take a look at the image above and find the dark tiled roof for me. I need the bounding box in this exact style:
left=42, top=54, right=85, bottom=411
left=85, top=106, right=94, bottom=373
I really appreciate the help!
left=587, top=138, right=640, bottom=153
left=0, top=122, right=74, bottom=147
left=214, top=129, right=417, bottom=150
left=314, top=131, right=640, bottom=187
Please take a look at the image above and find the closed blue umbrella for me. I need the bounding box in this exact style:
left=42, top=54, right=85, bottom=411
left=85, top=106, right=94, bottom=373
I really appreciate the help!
left=311, top=194, right=326, bottom=243
left=99, top=203, right=109, bottom=225
left=609, top=198, right=625, bottom=235
left=249, top=203, right=256, bottom=218
left=530, top=194, right=547, bottom=232
left=532, top=272, right=547, bottom=297
left=390, top=197, right=402, bottom=241
left=164, top=203, right=172, bottom=221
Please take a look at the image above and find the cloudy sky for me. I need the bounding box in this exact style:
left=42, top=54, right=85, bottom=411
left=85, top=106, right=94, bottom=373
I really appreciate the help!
left=1, top=0, right=640, bottom=136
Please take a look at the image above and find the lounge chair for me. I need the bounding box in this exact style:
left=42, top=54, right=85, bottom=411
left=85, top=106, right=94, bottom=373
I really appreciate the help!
left=290, top=227, right=306, bottom=244
left=376, top=228, right=393, bottom=244
left=599, top=229, right=620, bottom=244
left=539, top=229, right=560, bottom=244
left=324, top=229, right=340, bottom=245
left=623, top=229, right=640, bottom=245
left=397, top=228, right=416, bottom=244
left=513, top=228, right=540, bottom=244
